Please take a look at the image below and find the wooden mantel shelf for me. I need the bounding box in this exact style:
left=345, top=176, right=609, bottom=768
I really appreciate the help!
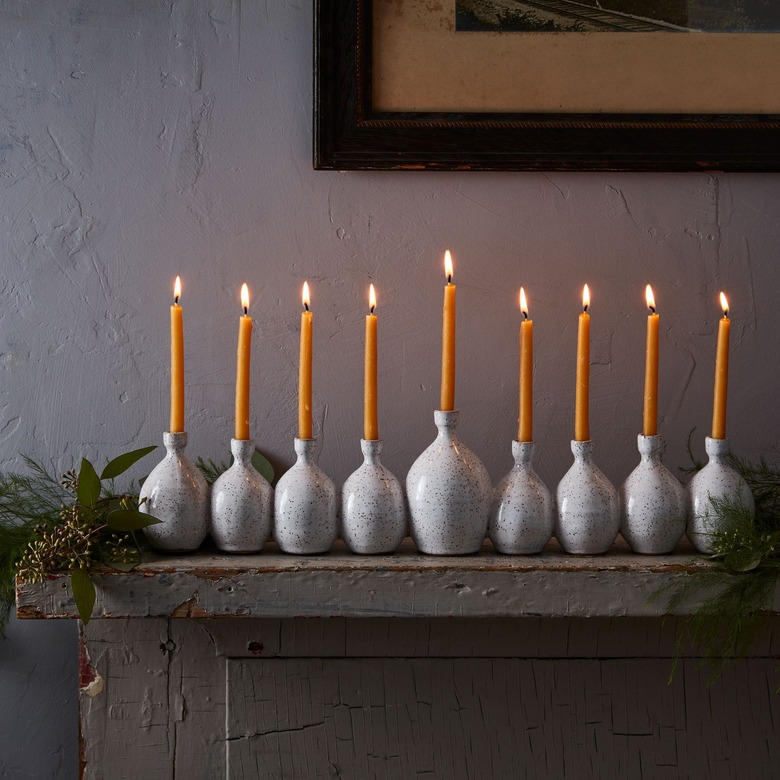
left=19, top=538, right=773, bottom=621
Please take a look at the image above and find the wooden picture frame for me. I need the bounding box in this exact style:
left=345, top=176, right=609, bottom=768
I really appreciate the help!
left=314, top=0, right=780, bottom=172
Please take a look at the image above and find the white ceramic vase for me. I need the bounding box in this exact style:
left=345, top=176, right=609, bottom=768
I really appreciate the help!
left=210, top=439, right=273, bottom=553
left=406, top=410, right=491, bottom=555
left=556, top=440, right=620, bottom=555
left=686, top=436, right=755, bottom=554
left=620, top=434, right=686, bottom=554
left=489, top=440, right=553, bottom=554
left=341, top=439, right=406, bottom=554
left=139, top=431, right=210, bottom=553
left=274, top=438, right=337, bottom=554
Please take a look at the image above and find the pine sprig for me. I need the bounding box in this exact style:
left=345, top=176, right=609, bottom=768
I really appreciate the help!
left=3, top=448, right=159, bottom=631
left=662, top=447, right=780, bottom=683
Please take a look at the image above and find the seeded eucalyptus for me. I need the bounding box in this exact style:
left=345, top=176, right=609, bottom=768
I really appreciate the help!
left=2, top=447, right=159, bottom=628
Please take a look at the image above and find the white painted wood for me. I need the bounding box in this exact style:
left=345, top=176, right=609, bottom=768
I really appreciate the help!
left=75, top=617, right=780, bottom=779
left=19, top=539, right=775, bottom=621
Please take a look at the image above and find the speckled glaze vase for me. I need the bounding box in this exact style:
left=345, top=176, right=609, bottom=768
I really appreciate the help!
left=210, top=439, right=273, bottom=553
left=687, top=436, right=755, bottom=554
left=139, top=432, right=209, bottom=553
left=274, top=438, right=337, bottom=555
left=620, top=434, right=686, bottom=554
left=556, top=440, right=620, bottom=555
left=489, top=441, right=553, bottom=554
left=406, top=410, right=491, bottom=555
left=341, top=439, right=406, bottom=554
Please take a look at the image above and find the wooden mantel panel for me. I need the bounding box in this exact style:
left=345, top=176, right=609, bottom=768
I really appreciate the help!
left=17, top=540, right=780, bottom=621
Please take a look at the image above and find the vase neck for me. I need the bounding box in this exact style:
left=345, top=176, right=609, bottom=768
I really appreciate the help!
left=704, top=435, right=730, bottom=464
left=294, top=437, right=317, bottom=465
left=570, top=439, right=594, bottom=462
left=231, top=438, right=254, bottom=466
left=164, top=431, right=187, bottom=456
left=361, top=439, right=383, bottom=465
left=434, top=410, right=459, bottom=439
left=637, top=434, right=663, bottom=464
left=512, top=440, right=534, bottom=469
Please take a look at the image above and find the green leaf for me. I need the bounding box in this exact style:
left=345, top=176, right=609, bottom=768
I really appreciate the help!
left=724, top=549, right=763, bottom=573
left=77, top=459, right=101, bottom=509
left=252, top=450, right=274, bottom=484
left=71, top=569, right=96, bottom=624
left=100, top=446, right=157, bottom=481
left=106, top=509, right=162, bottom=531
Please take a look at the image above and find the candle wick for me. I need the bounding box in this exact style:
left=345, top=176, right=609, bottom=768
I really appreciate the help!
left=174, top=296, right=179, bottom=305
left=649, top=305, right=656, bottom=314
left=370, top=305, right=375, bottom=315
left=304, top=302, right=309, bottom=312
left=447, top=275, right=452, bottom=284
left=522, top=311, right=528, bottom=320
left=243, top=306, right=248, bottom=316
left=723, top=309, right=729, bottom=318
left=583, top=304, right=588, bottom=313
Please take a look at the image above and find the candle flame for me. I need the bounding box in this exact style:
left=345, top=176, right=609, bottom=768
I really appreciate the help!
left=720, top=291, right=729, bottom=317
left=369, top=283, right=376, bottom=314
left=645, top=284, right=656, bottom=312
left=302, top=281, right=310, bottom=311
left=241, top=283, right=249, bottom=314
left=582, top=284, right=590, bottom=312
left=519, top=287, right=528, bottom=319
left=444, top=250, right=453, bottom=284
left=173, top=275, right=181, bottom=304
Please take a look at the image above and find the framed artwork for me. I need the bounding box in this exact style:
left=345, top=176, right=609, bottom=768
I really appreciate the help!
left=314, top=0, right=780, bottom=171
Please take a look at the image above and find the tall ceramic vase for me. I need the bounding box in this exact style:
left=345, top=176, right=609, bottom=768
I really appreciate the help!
left=620, top=434, right=686, bottom=554
left=489, top=440, right=553, bottom=554
left=556, top=440, right=619, bottom=555
left=341, top=439, right=406, bottom=554
left=210, top=439, right=273, bottom=553
left=687, top=436, right=755, bottom=554
left=406, top=410, right=491, bottom=555
left=274, top=438, right=337, bottom=554
left=139, top=432, right=210, bottom=553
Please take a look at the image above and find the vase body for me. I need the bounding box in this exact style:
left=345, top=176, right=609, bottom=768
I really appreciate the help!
left=139, top=432, right=210, bottom=552
left=341, top=439, right=406, bottom=554
left=489, top=441, right=553, bottom=554
left=556, top=440, right=619, bottom=555
left=620, top=434, right=686, bottom=554
left=210, top=439, right=273, bottom=553
left=274, top=438, right=337, bottom=554
left=686, top=436, right=755, bottom=554
left=406, top=410, right=491, bottom=555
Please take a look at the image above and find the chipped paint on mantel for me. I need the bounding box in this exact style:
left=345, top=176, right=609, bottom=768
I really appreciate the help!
left=19, top=539, right=777, bottom=620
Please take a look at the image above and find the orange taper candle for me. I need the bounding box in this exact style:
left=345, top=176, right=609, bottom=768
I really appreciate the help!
left=170, top=276, right=185, bottom=433
left=364, top=284, right=378, bottom=440
left=643, top=285, right=659, bottom=437
left=574, top=284, right=590, bottom=442
left=711, top=292, right=730, bottom=440
left=298, top=282, right=313, bottom=439
left=440, top=250, right=456, bottom=411
left=234, top=283, right=252, bottom=441
left=518, top=287, right=533, bottom=442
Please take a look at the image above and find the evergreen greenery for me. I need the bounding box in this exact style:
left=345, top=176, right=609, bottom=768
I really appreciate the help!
left=660, top=448, right=780, bottom=682
left=1, top=447, right=159, bottom=629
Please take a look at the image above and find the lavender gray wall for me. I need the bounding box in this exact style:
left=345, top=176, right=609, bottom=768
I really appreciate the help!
left=1, top=2, right=779, bottom=776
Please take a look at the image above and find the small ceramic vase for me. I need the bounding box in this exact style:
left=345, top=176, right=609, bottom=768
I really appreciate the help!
left=341, top=439, right=406, bottom=554
left=406, top=410, right=491, bottom=555
left=489, top=440, right=553, bottom=554
left=274, top=438, right=337, bottom=554
left=556, top=440, right=620, bottom=555
left=687, top=436, right=755, bottom=554
left=139, top=432, right=210, bottom=553
left=620, top=434, right=686, bottom=554
left=210, top=439, right=273, bottom=553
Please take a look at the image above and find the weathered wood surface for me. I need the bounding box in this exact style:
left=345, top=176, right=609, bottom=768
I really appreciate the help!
left=20, top=539, right=770, bottom=621
left=78, top=617, right=780, bottom=780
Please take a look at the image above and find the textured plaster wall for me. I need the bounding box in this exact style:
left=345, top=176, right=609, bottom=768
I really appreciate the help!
left=1, top=1, right=779, bottom=776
